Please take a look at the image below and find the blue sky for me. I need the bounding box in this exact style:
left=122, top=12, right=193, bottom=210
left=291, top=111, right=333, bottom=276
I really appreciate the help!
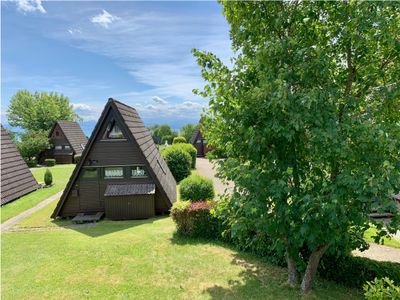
left=1, top=0, right=232, bottom=135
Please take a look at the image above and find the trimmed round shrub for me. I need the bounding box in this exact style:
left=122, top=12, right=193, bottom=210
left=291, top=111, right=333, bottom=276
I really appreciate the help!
left=161, top=147, right=191, bottom=182
left=180, top=174, right=215, bottom=202
left=171, top=143, right=197, bottom=169
left=171, top=200, right=218, bottom=238
left=74, top=154, right=81, bottom=164
left=44, top=168, right=53, bottom=186
left=173, top=136, right=187, bottom=144
left=44, top=158, right=56, bottom=167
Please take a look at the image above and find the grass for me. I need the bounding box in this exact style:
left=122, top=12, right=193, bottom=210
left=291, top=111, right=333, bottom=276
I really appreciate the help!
left=364, top=227, right=400, bottom=249
left=0, top=164, right=75, bottom=223
left=2, top=203, right=362, bottom=300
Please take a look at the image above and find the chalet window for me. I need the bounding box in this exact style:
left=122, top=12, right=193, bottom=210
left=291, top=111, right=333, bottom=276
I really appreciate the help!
left=55, top=131, right=59, bottom=136
left=55, top=145, right=62, bottom=150
left=131, top=166, right=147, bottom=178
left=102, top=119, right=125, bottom=140
left=196, top=140, right=202, bottom=144
left=104, top=167, right=124, bottom=179
left=81, top=167, right=98, bottom=179
left=64, top=145, right=71, bottom=150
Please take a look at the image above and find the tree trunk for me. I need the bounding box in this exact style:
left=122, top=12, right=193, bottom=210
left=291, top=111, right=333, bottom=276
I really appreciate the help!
left=287, top=253, right=298, bottom=287
left=300, top=244, right=329, bottom=294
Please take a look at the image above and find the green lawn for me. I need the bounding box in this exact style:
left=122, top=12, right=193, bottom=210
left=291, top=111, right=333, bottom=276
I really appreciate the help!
left=2, top=202, right=362, bottom=300
left=364, top=227, right=400, bottom=249
left=0, top=164, right=75, bottom=223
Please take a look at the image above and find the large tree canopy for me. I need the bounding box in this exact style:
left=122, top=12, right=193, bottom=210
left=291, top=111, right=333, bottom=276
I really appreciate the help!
left=7, top=90, right=79, bottom=132
left=194, top=1, right=399, bottom=293
left=180, top=123, right=197, bottom=142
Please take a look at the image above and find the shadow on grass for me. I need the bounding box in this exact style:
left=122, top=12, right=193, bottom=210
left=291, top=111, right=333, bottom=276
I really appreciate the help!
left=51, top=215, right=169, bottom=238
left=170, top=233, right=361, bottom=299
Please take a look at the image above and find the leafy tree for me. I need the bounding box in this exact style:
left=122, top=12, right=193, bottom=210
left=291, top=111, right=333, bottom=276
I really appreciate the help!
left=194, top=1, right=400, bottom=294
left=7, top=90, right=79, bottom=132
left=149, top=124, right=177, bottom=144
left=17, top=130, right=50, bottom=163
left=180, top=123, right=197, bottom=142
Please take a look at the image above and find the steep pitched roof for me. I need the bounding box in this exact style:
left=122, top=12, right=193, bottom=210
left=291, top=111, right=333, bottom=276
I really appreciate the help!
left=51, top=121, right=87, bottom=155
left=190, top=128, right=201, bottom=144
left=52, top=98, right=177, bottom=218
left=1, top=125, right=40, bottom=205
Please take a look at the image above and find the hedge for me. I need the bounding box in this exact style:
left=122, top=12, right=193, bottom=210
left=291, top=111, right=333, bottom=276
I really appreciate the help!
left=363, top=277, right=400, bottom=300
left=171, top=201, right=219, bottom=239
left=161, top=147, right=191, bottom=182
left=169, top=143, right=197, bottom=169
left=173, top=136, right=187, bottom=144
left=319, top=254, right=400, bottom=289
left=180, top=174, right=215, bottom=202
left=44, top=159, right=56, bottom=167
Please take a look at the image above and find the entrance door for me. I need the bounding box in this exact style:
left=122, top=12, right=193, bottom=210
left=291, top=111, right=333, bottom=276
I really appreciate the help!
left=78, top=167, right=101, bottom=212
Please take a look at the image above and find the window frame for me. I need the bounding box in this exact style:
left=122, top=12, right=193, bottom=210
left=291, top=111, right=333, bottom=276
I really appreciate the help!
left=80, top=167, right=98, bottom=180
left=103, top=166, right=125, bottom=179
left=129, top=165, right=148, bottom=178
left=55, top=145, right=62, bottom=150
left=101, top=119, right=127, bottom=141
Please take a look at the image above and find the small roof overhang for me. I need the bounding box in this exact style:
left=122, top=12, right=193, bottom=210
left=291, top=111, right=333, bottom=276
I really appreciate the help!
left=104, top=183, right=156, bottom=197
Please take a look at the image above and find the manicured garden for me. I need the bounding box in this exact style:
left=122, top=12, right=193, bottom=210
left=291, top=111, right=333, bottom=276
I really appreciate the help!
left=0, top=164, right=75, bottom=223
left=2, top=202, right=362, bottom=299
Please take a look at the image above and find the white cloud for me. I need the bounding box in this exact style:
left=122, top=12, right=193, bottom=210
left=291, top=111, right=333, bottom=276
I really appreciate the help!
left=152, top=96, right=168, bottom=105
left=91, top=10, right=120, bottom=28
left=15, top=0, right=46, bottom=13
left=72, top=103, right=94, bottom=111
left=67, top=28, right=82, bottom=35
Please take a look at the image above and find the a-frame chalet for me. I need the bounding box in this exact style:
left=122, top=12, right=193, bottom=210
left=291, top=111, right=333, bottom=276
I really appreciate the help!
left=52, top=99, right=176, bottom=220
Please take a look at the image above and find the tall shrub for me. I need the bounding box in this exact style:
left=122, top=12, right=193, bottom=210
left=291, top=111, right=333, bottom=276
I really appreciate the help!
left=44, top=169, right=53, bottom=186
left=161, top=147, right=191, bottom=182
left=171, top=143, right=197, bottom=169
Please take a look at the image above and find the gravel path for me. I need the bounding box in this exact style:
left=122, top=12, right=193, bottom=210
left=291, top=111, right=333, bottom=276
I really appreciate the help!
left=196, top=158, right=233, bottom=196
left=353, top=243, right=400, bottom=263
left=196, top=158, right=400, bottom=263
left=1, top=191, right=63, bottom=232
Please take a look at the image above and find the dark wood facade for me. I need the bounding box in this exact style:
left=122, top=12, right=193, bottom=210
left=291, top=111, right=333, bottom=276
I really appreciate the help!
left=1, top=125, right=40, bottom=205
left=52, top=99, right=177, bottom=220
left=40, top=121, right=87, bottom=164
left=190, top=128, right=211, bottom=157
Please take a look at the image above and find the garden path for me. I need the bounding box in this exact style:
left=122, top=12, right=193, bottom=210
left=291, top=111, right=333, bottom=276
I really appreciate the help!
left=196, top=158, right=233, bottom=196
left=1, top=191, right=63, bottom=232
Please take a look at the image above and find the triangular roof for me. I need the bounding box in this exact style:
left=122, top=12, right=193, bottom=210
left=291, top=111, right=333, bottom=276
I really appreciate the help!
left=50, top=121, right=87, bottom=155
left=190, top=128, right=201, bottom=144
left=52, top=98, right=177, bottom=218
left=1, top=125, right=40, bottom=205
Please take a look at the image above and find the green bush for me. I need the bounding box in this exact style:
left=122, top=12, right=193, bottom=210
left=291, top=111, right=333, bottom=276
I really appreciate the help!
left=170, top=143, right=197, bottom=168
left=44, top=159, right=56, bottom=167
left=173, top=136, right=187, bottom=144
left=74, top=154, right=81, bottom=164
left=44, top=169, right=53, bottom=186
left=171, top=201, right=219, bottom=239
left=25, top=158, right=37, bottom=168
left=180, top=174, right=215, bottom=202
left=364, top=277, right=400, bottom=300
left=161, top=135, right=173, bottom=145
left=161, top=147, right=191, bottom=182
left=319, top=254, right=400, bottom=289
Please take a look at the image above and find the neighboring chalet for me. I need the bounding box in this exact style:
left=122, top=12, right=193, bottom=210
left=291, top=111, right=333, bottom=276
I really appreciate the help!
left=190, top=127, right=210, bottom=157
left=40, top=121, right=87, bottom=164
left=52, top=98, right=177, bottom=220
left=1, top=125, right=40, bottom=205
